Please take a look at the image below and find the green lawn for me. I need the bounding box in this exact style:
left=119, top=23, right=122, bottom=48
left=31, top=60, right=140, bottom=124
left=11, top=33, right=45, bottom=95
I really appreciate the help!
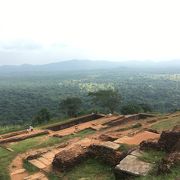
left=138, top=150, right=166, bottom=164
left=62, top=158, right=115, bottom=180
left=151, top=116, right=180, bottom=132
left=136, top=165, right=180, bottom=180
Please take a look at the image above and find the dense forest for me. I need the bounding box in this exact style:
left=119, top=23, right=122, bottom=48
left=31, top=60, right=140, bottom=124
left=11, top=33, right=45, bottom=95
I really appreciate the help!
left=0, top=64, right=180, bottom=125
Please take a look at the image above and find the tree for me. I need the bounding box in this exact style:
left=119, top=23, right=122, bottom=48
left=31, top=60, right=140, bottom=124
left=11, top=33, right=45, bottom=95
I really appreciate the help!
left=140, top=104, right=152, bottom=113
left=121, top=103, right=143, bottom=115
left=59, top=97, right=82, bottom=117
left=33, top=108, right=50, bottom=125
left=88, top=89, right=121, bottom=113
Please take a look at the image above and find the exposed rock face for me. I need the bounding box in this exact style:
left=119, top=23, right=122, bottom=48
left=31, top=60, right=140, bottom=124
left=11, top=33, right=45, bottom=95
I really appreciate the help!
left=114, top=152, right=153, bottom=179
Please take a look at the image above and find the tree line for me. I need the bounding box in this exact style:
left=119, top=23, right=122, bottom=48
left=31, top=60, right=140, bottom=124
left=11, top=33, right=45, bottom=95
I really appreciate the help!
left=33, top=89, right=152, bottom=125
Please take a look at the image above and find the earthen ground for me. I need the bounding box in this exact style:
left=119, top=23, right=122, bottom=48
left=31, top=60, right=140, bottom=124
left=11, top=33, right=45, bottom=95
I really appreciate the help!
left=114, top=131, right=160, bottom=145
left=7, top=112, right=180, bottom=179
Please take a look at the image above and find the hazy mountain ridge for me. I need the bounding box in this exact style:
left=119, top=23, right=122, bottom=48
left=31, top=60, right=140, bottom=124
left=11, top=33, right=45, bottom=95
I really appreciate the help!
left=0, top=60, right=180, bottom=73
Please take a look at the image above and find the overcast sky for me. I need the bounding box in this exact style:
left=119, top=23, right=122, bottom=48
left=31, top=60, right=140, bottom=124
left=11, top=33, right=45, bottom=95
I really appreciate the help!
left=0, top=0, right=180, bottom=65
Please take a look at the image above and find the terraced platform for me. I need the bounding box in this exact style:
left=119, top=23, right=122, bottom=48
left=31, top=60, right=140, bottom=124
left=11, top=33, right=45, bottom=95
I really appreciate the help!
left=114, top=131, right=160, bottom=145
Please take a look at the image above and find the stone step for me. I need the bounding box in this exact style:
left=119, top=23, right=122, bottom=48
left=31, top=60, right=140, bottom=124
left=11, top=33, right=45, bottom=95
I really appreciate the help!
left=29, top=159, right=47, bottom=169
left=41, top=152, right=55, bottom=161
left=38, top=157, right=52, bottom=166
left=50, top=149, right=60, bottom=155
left=11, top=168, right=26, bottom=175
left=24, top=172, right=47, bottom=180
left=100, top=141, right=120, bottom=150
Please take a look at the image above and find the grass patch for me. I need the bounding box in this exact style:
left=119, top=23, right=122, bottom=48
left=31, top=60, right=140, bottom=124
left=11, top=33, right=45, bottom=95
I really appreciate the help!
left=62, top=158, right=115, bottom=180
left=74, top=128, right=95, bottom=138
left=46, top=172, right=60, bottom=180
left=151, top=117, right=180, bottom=132
left=23, top=159, right=39, bottom=173
left=118, top=144, right=136, bottom=152
left=116, top=123, right=142, bottom=132
left=0, top=147, right=14, bottom=180
left=136, top=164, right=180, bottom=180
left=138, top=150, right=166, bottom=164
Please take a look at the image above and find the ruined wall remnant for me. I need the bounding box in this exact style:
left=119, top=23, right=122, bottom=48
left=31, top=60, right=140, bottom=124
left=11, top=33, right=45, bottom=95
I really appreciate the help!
left=47, top=114, right=104, bottom=131
left=52, top=144, right=89, bottom=171
left=140, top=129, right=180, bottom=153
left=52, top=141, right=124, bottom=171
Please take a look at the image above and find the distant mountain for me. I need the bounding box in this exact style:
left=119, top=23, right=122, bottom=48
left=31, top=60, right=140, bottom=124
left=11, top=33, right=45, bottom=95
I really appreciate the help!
left=0, top=59, right=180, bottom=73
left=0, top=60, right=122, bottom=73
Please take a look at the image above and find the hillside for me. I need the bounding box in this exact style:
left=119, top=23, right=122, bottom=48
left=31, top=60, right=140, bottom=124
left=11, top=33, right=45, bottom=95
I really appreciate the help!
left=0, top=63, right=180, bottom=125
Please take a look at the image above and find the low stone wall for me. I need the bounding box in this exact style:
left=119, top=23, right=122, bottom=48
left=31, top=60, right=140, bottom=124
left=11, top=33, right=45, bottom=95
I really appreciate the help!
left=0, top=130, right=49, bottom=144
left=47, top=114, right=104, bottom=131
left=138, top=113, right=155, bottom=119
left=105, top=115, right=139, bottom=127
left=0, top=130, right=27, bottom=139
left=88, top=144, right=125, bottom=166
left=53, top=142, right=126, bottom=172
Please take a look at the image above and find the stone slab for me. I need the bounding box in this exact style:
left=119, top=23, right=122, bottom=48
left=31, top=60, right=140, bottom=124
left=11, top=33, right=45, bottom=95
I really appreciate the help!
left=115, top=155, right=153, bottom=176
left=38, top=157, right=52, bottom=166
left=100, top=141, right=120, bottom=150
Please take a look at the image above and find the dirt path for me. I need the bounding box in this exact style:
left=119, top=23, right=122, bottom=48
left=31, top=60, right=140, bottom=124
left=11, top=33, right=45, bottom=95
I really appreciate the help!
left=10, top=154, right=29, bottom=180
